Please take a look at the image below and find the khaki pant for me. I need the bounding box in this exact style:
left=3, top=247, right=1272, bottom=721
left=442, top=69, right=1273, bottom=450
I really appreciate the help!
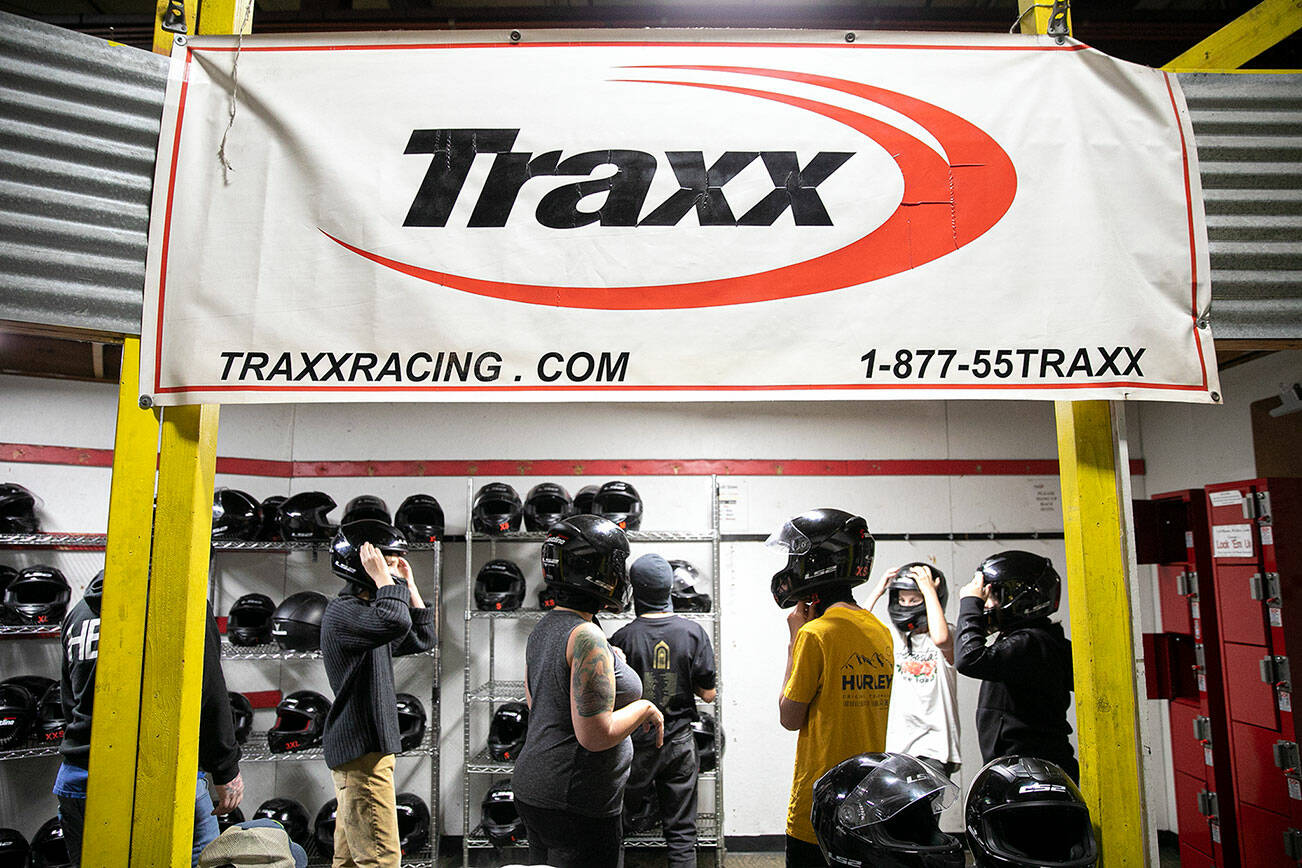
left=330, top=752, right=400, bottom=868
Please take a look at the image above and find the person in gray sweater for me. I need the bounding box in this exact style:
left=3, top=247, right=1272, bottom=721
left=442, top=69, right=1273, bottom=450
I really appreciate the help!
left=322, top=521, right=436, bottom=867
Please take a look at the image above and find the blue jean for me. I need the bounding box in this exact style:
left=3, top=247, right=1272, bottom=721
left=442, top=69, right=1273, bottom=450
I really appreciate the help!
left=58, top=773, right=217, bottom=867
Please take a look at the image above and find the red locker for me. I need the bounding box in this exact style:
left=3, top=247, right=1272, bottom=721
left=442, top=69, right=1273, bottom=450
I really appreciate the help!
left=1236, top=802, right=1295, bottom=867
left=1231, top=721, right=1294, bottom=810
left=1175, top=769, right=1217, bottom=858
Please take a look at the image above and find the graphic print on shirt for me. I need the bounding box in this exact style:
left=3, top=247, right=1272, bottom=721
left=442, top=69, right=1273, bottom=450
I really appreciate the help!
left=839, top=649, right=892, bottom=709
left=896, top=641, right=940, bottom=684
left=640, top=639, right=680, bottom=709
left=66, top=617, right=101, bottom=663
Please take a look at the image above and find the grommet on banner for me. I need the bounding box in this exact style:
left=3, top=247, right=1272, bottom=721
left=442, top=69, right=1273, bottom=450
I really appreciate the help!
left=138, top=395, right=154, bottom=409
left=844, top=32, right=856, bottom=43
left=510, top=30, right=522, bottom=43
left=1198, top=316, right=1210, bottom=329
left=175, top=34, right=187, bottom=47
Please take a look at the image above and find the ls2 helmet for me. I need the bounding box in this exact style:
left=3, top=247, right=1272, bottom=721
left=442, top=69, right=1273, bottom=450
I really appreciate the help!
left=473, top=483, right=523, bottom=535
left=396, top=494, right=444, bottom=543
left=540, top=515, right=631, bottom=614
left=28, top=818, right=69, bottom=868
left=475, top=560, right=526, bottom=612
left=228, top=691, right=253, bottom=745
left=691, top=712, right=725, bottom=773
left=592, top=480, right=643, bottom=531
left=965, top=756, right=1097, bottom=868
left=812, top=752, right=963, bottom=868
left=342, top=494, right=391, bottom=526
left=0, top=484, right=40, bottom=533
left=0, top=828, right=29, bottom=867
left=977, top=551, right=1062, bottom=633
left=278, top=491, right=337, bottom=541
left=488, top=702, right=529, bottom=761
left=271, top=591, right=329, bottom=652
left=523, top=483, right=573, bottom=532
left=396, top=693, right=427, bottom=752
left=481, top=779, right=526, bottom=847
left=573, top=485, right=600, bottom=515
left=669, top=559, right=712, bottom=612
left=37, top=683, right=65, bottom=744
left=253, top=797, right=311, bottom=850
left=267, top=690, right=331, bottom=753
left=767, top=509, right=874, bottom=608
left=0, top=681, right=36, bottom=749
left=314, top=799, right=338, bottom=858
left=397, top=793, right=431, bottom=855
left=330, top=519, right=408, bottom=592
left=227, top=593, right=276, bottom=646
left=258, top=495, right=287, bottom=541
left=3, top=566, right=71, bottom=625
left=888, top=564, right=949, bottom=635
left=211, top=488, right=262, bottom=540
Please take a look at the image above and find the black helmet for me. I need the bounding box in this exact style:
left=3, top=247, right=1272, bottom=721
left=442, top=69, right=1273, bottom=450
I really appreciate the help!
left=767, top=509, right=874, bottom=608
left=3, top=566, right=71, bottom=625
left=0, top=566, right=16, bottom=626
left=396, top=793, right=431, bottom=855
left=537, top=585, right=557, bottom=610
left=592, top=480, right=643, bottom=531
left=259, top=495, right=287, bottom=541
left=229, top=691, right=253, bottom=745
left=523, top=483, right=574, bottom=532
left=669, top=559, right=712, bottom=612
left=475, top=559, right=526, bottom=612
left=488, top=702, right=529, bottom=761
left=541, top=515, right=631, bottom=613
left=227, top=593, right=276, bottom=646
left=472, top=483, right=522, bottom=535
left=812, top=752, right=963, bottom=868
left=343, top=494, right=391, bottom=526
left=396, top=494, right=444, bottom=543
left=271, top=591, right=329, bottom=652
left=212, top=488, right=262, bottom=540
left=278, top=491, right=337, bottom=541
left=977, top=551, right=1061, bottom=632
left=314, top=799, right=338, bottom=858
left=965, top=756, right=1097, bottom=868
left=691, top=712, right=725, bottom=773
left=481, top=779, right=526, bottom=847
left=396, top=693, right=427, bottom=752
left=573, top=484, right=600, bottom=515
left=28, top=818, right=69, bottom=868
left=330, top=519, right=408, bottom=591
left=0, top=828, right=29, bottom=867
left=0, top=484, right=40, bottom=533
left=268, top=690, right=330, bottom=753
left=253, top=797, right=311, bottom=850
left=888, top=564, right=949, bottom=635
left=0, top=681, right=36, bottom=749
left=216, top=806, right=245, bottom=833
left=37, top=683, right=65, bottom=744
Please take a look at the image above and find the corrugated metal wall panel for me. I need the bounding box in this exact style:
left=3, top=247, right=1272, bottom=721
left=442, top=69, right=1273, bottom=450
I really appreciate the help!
left=0, top=10, right=166, bottom=337
left=1180, top=72, right=1302, bottom=341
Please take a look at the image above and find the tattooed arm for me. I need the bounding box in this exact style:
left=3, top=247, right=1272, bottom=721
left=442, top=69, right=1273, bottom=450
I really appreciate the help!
left=567, top=622, right=664, bottom=752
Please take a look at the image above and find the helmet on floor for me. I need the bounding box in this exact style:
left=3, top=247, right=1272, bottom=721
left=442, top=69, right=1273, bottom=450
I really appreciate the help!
left=812, top=752, right=963, bottom=868
left=28, top=818, right=69, bottom=868
left=2, top=566, right=70, bottom=626
left=540, top=515, right=631, bottom=614
left=481, top=779, right=526, bottom=848
left=342, top=494, right=391, bottom=526
left=258, top=495, right=287, bottom=541
left=472, top=483, right=523, bottom=535
left=227, top=593, right=276, bottom=646
left=523, top=482, right=574, bottom=532
left=669, top=559, right=712, bottom=612
left=475, top=559, right=526, bottom=612
left=691, top=712, right=725, bottom=773
left=396, top=692, right=427, bottom=752
left=888, top=564, right=949, bottom=635
left=397, top=793, right=431, bottom=855
left=313, top=799, right=337, bottom=857
left=228, top=691, right=253, bottom=745
left=965, top=756, right=1096, bottom=868
left=330, top=519, right=408, bottom=592
left=253, top=797, right=311, bottom=850
left=0, top=828, right=29, bottom=868
left=0, top=484, right=40, bottom=533
left=488, top=702, right=529, bottom=762
left=271, top=591, right=329, bottom=652
left=977, top=551, right=1061, bottom=633
left=278, top=491, right=338, bottom=541
left=573, top=484, right=600, bottom=515
left=396, top=494, right=444, bottom=543
left=216, top=806, right=245, bottom=833
left=592, top=480, right=643, bottom=531
left=37, top=683, right=65, bottom=744
left=767, top=509, right=874, bottom=608
left=267, top=690, right=330, bottom=753
left=211, top=488, right=262, bottom=541
left=0, top=681, right=36, bottom=749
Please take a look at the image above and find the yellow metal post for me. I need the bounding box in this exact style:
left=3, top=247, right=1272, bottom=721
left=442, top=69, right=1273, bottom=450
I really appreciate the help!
left=81, top=338, right=159, bottom=868
left=151, top=0, right=199, bottom=55
left=1164, top=0, right=1302, bottom=71
left=130, top=404, right=220, bottom=867
left=195, top=0, right=255, bottom=35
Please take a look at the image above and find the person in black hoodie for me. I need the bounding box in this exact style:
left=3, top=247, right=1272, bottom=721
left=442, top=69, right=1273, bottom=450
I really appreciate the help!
left=954, top=550, right=1079, bottom=782
left=54, top=570, right=244, bottom=866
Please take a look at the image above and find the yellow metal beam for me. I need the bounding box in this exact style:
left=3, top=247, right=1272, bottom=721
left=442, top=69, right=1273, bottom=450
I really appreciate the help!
left=1164, top=0, right=1302, bottom=71
left=1017, top=0, right=1073, bottom=37
left=151, top=0, right=199, bottom=55
left=131, top=404, right=220, bottom=868
left=196, top=0, right=255, bottom=35
left=82, top=338, right=159, bottom=868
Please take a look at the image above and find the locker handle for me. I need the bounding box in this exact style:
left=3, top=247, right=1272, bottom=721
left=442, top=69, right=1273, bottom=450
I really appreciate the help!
left=1194, top=644, right=1206, bottom=669
left=1193, top=716, right=1213, bottom=745
left=1251, top=573, right=1283, bottom=603
left=1284, top=828, right=1302, bottom=862
left=1251, top=573, right=1265, bottom=600
left=1263, top=655, right=1292, bottom=687
left=1177, top=572, right=1198, bottom=597
left=1197, top=790, right=1219, bottom=818
left=1275, top=741, right=1301, bottom=773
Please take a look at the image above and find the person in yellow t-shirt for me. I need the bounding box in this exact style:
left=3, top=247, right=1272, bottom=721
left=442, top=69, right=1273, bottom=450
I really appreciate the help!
left=768, top=508, right=894, bottom=868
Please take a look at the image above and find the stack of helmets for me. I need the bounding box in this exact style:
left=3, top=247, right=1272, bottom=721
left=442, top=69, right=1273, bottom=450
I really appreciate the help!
left=330, top=519, right=408, bottom=593
left=211, top=488, right=262, bottom=540
left=396, top=494, right=444, bottom=543
left=396, top=793, right=431, bottom=856
left=228, top=691, right=253, bottom=745
left=278, top=492, right=337, bottom=542
left=396, top=693, right=427, bottom=752
left=2, top=566, right=70, bottom=626
left=253, top=798, right=311, bottom=851
left=481, top=779, right=525, bottom=848
left=0, top=828, right=29, bottom=867
left=523, top=483, right=573, bottom=532
left=592, top=480, right=642, bottom=531
left=227, top=593, right=276, bottom=646
left=691, top=712, right=724, bottom=773
left=475, top=560, right=526, bottom=612
left=27, top=818, right=69, bottom=868
left=342, top=495, right=391, bottom=525
left=488, top=702, right=528, bottom=762
left=271, top=591, right=328, bottom=652
left=267, top=690, right=331, bottom=754
left=669, top=559, right=712, bottom=612
left=472, top=483, right=522, bottom=535
left=258, top=495, right=287, bottom=541
left=0, top=483, right=40, bottom=533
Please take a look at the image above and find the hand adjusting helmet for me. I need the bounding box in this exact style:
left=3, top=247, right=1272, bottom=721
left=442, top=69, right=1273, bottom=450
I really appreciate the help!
left=488, top=702, right=529, bottom=761
left=267, top=690, right=331, bottom=754
left=253, top=797, right=311, bottom=850
left=475, top=559, right=526, bottom=611
left=342, top=494, right=391, bottom=526
left=271, top=591, right=329, bottom=652
left=977, top=551, right=1061, bottom=633
left=472, top=483, right=523, bottom=535
left=331, top=519, right=408, bottom=593
left=691, top=712, right=725, bottom=773
left=211, top=488, right=262, bottom=541
left=396, top=793, right=431, bottom=856
left=481, top=779, right=526, bottom=848
left=593, top=480, right=643, bottom=530
left=2, top=566, right=71, bottom=625
left=396, top=494, right=444, bottom=543
left=396, top=693, right=427, bottom=752
left=278, top=491, right=337, bottom=541
left=965, top=756, right=1097, bottom=868
left=888, top=564, right=949, bottom=635
left=812, top=752, right=963, bottom=868
left=0, top=483, right=40, bottom=533
left=669, top=559, right=712, bottom=612
left=540, top=515, right=631, bottom=613
left=768, top=509, right=874, bottom=608
left=227, top=593, right=276, bottom=646
left=523, top=482, right=574, bottom=532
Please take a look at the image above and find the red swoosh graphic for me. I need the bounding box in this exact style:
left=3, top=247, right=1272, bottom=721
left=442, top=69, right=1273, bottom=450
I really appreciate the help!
left=323, top=66, right=1016, bottom=309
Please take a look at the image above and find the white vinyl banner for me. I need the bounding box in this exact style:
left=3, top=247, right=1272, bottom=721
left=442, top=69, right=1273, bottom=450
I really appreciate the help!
left=141, top=30, right=1218, bottom=405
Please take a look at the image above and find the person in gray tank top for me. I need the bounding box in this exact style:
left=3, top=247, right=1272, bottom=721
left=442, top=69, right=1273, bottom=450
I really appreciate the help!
left=513, top=516, right=665, bottom=868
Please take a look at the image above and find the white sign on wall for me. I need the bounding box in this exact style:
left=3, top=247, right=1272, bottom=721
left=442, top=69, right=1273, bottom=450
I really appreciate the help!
left=1212, top=523, right=1255, bottom=558
left=141, top=30, right=1218, bottom=405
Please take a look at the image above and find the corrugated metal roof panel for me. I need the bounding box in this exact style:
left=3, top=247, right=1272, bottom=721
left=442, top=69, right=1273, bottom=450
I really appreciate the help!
left=0, top=10, right=165, bottom=337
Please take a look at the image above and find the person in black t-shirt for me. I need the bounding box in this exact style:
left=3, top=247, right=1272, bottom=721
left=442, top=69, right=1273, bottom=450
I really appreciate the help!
left=610, top=553, right=717, bottom=867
